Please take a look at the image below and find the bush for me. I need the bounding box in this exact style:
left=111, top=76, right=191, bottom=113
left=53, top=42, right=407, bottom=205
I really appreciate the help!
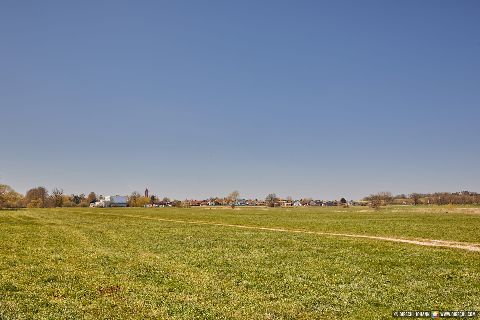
left=27, top=199, right=43, bottom=208
left=63, top=200, right=76, bottom=207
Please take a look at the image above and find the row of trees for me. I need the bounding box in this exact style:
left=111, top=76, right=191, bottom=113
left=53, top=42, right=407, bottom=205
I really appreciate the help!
left=364, top=191, right=480, bottom=207
left=264, top=194, right=347, bottom=207
left=0, top=184, right=176, bottom=209
left=0, top=185, right=98, bottom=209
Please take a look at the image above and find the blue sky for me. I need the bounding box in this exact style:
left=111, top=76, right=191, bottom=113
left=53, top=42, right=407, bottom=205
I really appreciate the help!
left=1, top=0, right=479, bottom=200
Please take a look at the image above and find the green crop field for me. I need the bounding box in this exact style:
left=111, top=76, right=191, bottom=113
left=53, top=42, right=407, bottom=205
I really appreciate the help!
left=1, top=206, right=479, bottom=319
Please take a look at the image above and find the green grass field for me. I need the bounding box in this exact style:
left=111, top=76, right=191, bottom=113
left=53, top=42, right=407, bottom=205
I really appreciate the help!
left=1, top=206, right=479, bottom=319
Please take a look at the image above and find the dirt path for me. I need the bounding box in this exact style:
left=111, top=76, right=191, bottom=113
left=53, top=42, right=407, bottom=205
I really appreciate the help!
left=97, top=213, right=480, bottom=253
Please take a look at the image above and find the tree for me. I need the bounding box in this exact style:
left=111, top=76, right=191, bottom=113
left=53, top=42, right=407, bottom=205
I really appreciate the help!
left=136, top=197, right=150, bottom=207
left=0, top=185, right=8, bottom=209
left=378, top=192, right=393, bottom=204
left=180, top=200, right=191, bottom=208
left=301, top=197, right=313, bottom=206
left=171, top=200, right=182, bottom=207
left=227, top=190, right=240, bottom=208
left=265, top=193, right=279, bottom=207
left=340, top=198, right=347, bottom=204
left=87, top=192, right=97, bottom=204
left=128, top=191, right=150, bottom=207
left=27, top=199, right=44, bottom=208
left=364, top=192, right=393, bottom=209
left=25, top=187, right=49, bottom=208
left=51, top=188, right=64, bottom=207
left=128, top=191, right=141, bottom=207
left=70, top=194, right=85, bottom=205
left=409, top=193, right=421, bottom=205
left=0, top=184, right=23, bottom=209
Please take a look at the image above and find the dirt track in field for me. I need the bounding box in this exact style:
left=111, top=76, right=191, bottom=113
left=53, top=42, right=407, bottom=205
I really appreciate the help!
left=98, top=213, right=480, bottom=252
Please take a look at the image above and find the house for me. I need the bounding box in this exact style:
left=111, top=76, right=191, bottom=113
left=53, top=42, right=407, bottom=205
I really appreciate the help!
left=279, top=199, right=293, bottom=207
left=236, top=199, right=248, bottom=206
left=293, top=200, right=302, bottom=207
left=189, top=200, right=202, bottom=206
left=256, top=200, right=267, bottom=206
left=156, top=200, right=172, bottom=207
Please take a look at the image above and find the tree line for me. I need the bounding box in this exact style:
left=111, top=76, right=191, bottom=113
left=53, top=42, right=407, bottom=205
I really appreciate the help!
left=363, top=191, right=480, bottom=206
left=0, top=185, right=98, bottom=209
left=0, top=184, right=177, bottom=209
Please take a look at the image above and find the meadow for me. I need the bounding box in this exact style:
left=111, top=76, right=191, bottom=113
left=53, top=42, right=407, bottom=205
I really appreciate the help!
left=1, top=206, right=479, bottom=319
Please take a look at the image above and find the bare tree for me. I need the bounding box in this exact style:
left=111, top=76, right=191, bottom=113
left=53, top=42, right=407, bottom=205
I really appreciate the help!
left=265, top=193, right=279, bottom=207
left=227, top=190, right=240, bottom=208
left=70, top=194, right=85, bottom=205
left=301, top=197, right=313, bottom=206
left=181, top=200, right=191, bottom=208
left=409, top=193, right=421, bottom=205
left=51, top=188, right=64, bottom=207
left=364, top=191, right=393, bottom=209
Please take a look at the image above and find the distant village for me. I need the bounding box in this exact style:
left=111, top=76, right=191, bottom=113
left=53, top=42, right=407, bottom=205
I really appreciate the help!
left=91, top=196, right=359, bottom=208
left=2, top=184, right=479, bottom=210
left=90, top=188, right=363, bottom=208
left=89, top=189, right=480, bottom=208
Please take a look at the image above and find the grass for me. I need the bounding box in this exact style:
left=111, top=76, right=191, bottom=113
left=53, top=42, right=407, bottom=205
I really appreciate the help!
left=0, top=206, right=479, bottom=319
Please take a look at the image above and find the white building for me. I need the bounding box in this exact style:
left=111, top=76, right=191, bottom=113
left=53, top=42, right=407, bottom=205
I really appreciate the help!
left=91, top=195, right=128, bottom=207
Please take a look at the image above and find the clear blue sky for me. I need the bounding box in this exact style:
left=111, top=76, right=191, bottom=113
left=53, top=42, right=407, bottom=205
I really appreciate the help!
left=1, top=0, right=479, bottom=200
